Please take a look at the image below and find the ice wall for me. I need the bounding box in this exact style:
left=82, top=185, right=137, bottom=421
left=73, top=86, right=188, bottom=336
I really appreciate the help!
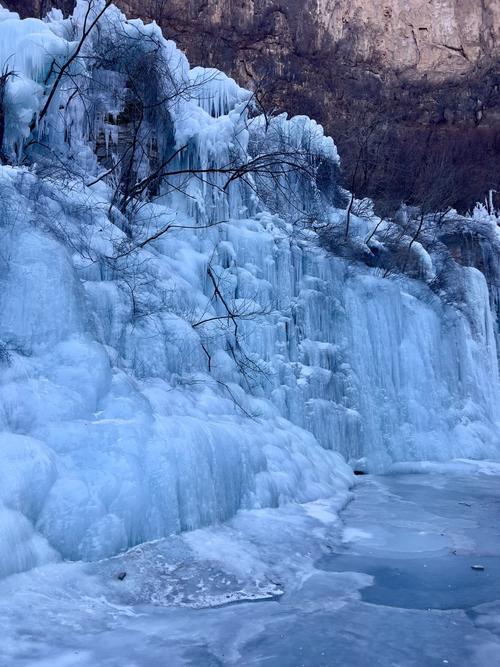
left=0, top=1, right=498, bottom=578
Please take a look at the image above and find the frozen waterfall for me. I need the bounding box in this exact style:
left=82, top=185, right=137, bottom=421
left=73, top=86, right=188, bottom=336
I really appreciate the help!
left=0, top=1, right=498, bottom=580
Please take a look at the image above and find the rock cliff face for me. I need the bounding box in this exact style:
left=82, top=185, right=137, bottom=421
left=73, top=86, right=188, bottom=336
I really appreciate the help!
left=5, top=0, right=500, bottom=208
left=143, top=0, right=499, bottom=79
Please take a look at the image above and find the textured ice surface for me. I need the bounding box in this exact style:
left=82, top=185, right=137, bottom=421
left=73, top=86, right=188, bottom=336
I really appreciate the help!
left=318, top=473, right=500, bottom=611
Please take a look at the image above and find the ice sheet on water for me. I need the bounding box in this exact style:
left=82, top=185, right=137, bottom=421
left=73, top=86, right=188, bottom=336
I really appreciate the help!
left=389, top=459, right=500, bottom=476
left=0, top=472, right=498, bottom=666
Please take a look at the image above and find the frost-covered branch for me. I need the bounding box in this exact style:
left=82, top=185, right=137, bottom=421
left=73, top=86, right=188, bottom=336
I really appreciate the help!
left=31, top=0, right=113, bottom=132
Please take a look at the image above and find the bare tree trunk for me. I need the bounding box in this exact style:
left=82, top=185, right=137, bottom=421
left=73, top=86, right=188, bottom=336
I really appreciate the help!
left=344, top=191, right=354, bottom=240
left=401, top=212, right=425, bottom=274
left=0, top=68, right=14, bottom=164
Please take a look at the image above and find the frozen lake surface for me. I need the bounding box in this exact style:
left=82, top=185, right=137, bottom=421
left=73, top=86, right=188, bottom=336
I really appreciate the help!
left=1, top=464, right=499, bottom=666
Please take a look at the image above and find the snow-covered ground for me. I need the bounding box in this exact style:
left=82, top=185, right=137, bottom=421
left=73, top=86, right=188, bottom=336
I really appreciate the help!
left=1, top=463, right=499, bottom=666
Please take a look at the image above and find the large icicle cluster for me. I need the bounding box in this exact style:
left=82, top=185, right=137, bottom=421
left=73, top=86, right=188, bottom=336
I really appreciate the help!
left=0, top=1, right=498, bottom=579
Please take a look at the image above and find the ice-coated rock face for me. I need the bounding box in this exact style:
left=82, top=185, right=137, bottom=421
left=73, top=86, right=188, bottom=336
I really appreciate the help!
left=0, top=2, right=498, bottom=579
